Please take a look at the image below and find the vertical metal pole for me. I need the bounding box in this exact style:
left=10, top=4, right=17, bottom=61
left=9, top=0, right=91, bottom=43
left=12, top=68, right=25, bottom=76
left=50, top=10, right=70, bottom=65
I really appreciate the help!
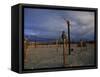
left=63, top=38, right=67, bottom=67
left=80, top=40, right=83, bottom=52
left=62, top=31, right=67, bottom=67
left=63, top=18, right=71, bottom=55
left=56, top=40, right=58, bottom=52
left=34, top=36, right=36, bottom=48
left=67, top=21, right=71, bottom=55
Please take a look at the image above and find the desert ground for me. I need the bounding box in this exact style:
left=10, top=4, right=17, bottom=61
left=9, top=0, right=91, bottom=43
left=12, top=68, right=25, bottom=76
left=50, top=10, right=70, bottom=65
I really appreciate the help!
left=24, top=43, right=95, bottom=69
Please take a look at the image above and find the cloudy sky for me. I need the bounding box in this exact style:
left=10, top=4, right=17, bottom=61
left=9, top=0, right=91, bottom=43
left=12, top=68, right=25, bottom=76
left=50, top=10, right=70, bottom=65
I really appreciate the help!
left=24, top=8, right=95, bottom=42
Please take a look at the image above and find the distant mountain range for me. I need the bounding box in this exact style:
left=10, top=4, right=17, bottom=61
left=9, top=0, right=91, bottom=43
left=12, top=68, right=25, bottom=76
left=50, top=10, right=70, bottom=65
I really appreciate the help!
left=25, top=35, right=58, bottom=42
left=24, top=35, right=95, bottom=43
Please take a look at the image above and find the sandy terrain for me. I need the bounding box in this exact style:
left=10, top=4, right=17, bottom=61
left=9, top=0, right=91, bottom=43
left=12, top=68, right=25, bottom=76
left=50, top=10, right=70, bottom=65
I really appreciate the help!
left=24, top=44, right=95, bottom=69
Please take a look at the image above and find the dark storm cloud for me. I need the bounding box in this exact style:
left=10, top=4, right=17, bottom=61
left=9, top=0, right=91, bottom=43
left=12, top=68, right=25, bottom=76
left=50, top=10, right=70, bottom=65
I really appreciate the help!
left=24, top=8, right=95, bottom=41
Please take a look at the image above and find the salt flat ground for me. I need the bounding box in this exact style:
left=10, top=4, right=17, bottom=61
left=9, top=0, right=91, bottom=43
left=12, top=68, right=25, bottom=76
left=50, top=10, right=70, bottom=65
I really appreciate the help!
left=24, top=44, right=95, bottom=69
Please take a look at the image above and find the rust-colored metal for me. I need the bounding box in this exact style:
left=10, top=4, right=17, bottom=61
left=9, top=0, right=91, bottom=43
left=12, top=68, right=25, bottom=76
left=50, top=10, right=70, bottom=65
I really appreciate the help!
left=63, top=38, right=67, bottom=67
left=62, top=31, right=67, bottom=67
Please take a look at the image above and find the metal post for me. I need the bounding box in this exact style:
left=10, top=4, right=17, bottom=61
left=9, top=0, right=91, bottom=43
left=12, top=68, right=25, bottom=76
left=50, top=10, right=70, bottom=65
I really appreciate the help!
left=34, top=36, right=36, bottom=48
left=62, top=18, right=71, bottom=55
left=62, top=31, right=67, bottom=67
left=63, top=38, right=67, bottom=67
left=67, top=21, right=71, bottom=55
left=56, top=40, right=58, bottom=52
